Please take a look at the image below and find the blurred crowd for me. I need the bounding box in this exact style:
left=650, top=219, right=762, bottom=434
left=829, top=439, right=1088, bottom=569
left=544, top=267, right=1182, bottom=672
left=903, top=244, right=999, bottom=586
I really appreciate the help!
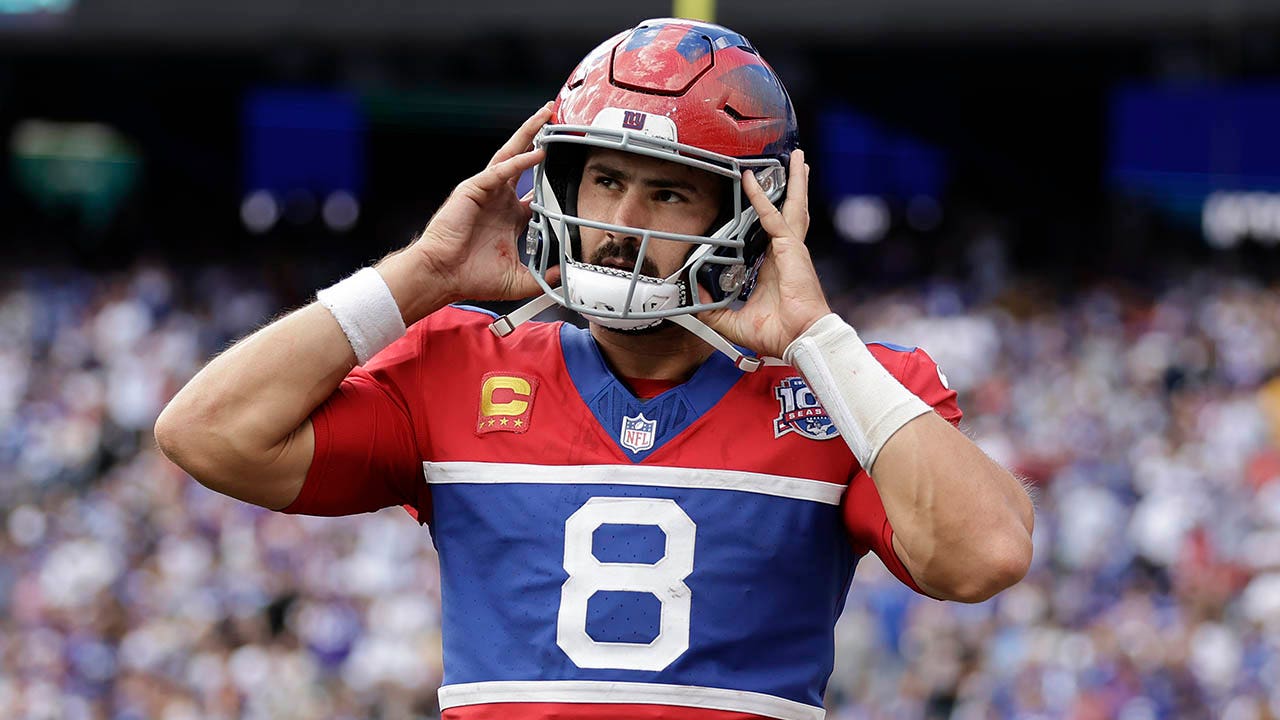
left=2, top=264, right=1280, bottom=719
left=0, top=267, right=443, bottom=720
left=828, top=273, right=1280, bottom=719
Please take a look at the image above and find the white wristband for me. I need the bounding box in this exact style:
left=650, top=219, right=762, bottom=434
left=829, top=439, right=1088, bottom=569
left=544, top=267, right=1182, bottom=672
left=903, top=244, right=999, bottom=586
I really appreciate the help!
left=784, top=313, right=931, bottom=471
left=316, top=267, right=407, bottom=365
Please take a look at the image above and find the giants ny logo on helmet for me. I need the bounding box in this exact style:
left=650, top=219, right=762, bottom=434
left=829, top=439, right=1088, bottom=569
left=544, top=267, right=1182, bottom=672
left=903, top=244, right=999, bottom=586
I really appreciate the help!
left=590, top=107, right=677, bottom=142
left=773, top=377, right=839, bottom=441
left=622, top=110, right=646, bottom=131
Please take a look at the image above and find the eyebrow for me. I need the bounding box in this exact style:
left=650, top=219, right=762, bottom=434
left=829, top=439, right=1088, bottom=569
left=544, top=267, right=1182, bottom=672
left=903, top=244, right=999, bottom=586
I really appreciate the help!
left=584, top=161, right=704, bottom=195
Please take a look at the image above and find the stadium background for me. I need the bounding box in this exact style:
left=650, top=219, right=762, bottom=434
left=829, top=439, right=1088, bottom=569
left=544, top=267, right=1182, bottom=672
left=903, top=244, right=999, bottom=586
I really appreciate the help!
left=5, top=0, right=1280, bottom=717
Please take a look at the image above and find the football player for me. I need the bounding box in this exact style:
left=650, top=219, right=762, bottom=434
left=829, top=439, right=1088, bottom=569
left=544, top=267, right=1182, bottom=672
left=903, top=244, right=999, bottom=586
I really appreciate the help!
left=157, top=18, right=1034, bottom=719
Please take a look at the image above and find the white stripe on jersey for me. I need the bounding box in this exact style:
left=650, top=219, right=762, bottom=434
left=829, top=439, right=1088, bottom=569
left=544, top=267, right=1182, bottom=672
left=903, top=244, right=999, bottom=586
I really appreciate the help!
left=422, top=461, right=845, bottom=505
left=437, top=679, right=825, bottom=720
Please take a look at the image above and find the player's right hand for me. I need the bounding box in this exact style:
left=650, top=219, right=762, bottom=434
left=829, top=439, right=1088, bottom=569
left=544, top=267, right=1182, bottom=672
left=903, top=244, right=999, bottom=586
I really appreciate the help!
left=386, top=103, right=559, bottom=318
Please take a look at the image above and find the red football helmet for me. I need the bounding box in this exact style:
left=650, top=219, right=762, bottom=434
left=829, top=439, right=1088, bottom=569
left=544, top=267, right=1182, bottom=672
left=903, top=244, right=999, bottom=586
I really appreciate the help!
left=492, top=18, right=799, bottom=370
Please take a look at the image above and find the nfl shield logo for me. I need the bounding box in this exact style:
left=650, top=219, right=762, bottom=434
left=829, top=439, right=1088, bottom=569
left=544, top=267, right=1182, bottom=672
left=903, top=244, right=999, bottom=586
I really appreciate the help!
left=620, top=412, right=657, bottom=453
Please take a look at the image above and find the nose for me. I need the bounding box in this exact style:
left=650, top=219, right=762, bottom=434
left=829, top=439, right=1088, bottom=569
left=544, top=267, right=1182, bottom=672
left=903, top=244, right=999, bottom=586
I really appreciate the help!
left=607, top=189, right=649, bottom=240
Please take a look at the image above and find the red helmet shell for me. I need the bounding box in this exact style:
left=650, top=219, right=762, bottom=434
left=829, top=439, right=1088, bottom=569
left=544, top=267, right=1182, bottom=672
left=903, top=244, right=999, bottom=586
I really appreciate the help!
left=553, top=18, right=798, bottom=160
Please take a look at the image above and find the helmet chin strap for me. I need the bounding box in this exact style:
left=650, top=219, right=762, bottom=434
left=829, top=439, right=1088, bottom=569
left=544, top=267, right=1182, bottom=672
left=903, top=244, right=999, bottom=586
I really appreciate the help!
left=488, top=292, right=560, bottom=339
left=664, top=313, right=786, bottom=372
left=490, top=289, right=785, bottom=373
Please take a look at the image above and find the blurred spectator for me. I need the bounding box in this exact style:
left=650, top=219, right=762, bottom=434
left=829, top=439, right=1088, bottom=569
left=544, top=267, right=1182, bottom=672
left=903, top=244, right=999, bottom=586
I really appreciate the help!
left=2, top=263, right=1280, bottom=719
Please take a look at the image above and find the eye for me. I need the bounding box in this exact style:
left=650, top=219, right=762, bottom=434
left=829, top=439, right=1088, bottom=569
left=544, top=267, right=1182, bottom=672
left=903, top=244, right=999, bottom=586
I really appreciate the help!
left=594, top=175, right=620, bottom=190
left=655, top=189, right=687, bottom=204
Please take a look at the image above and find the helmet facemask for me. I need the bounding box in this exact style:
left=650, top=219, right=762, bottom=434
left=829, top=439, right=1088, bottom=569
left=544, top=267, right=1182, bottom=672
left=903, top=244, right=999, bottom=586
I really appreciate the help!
left=523, top=123, right=787, bottom=332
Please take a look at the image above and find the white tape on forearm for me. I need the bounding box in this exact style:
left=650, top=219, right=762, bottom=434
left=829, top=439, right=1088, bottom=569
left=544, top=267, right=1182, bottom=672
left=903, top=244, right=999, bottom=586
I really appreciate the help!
left=784, top=313, right=930, bottom=472
left=316, top=267, right=407, bottom=365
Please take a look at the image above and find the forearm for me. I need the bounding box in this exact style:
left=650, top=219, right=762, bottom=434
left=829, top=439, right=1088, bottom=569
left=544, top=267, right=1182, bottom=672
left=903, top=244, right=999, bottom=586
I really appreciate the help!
left=785, top=314, right=1033, bottom=602
left=155, top=252, right=449, bottom=507
left=871, top=413, right=1034, bottom=602
left=159, top=303, right=352, bottom=460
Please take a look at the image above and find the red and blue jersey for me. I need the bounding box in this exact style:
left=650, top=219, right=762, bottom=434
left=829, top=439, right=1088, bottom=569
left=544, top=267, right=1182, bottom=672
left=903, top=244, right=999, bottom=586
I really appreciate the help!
left=282, top=306, right=961, bottom=720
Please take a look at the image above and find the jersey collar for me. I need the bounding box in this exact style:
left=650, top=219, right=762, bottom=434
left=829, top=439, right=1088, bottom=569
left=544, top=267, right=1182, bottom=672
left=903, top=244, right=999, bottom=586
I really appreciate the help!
left=559, top=323, right=743, bottom=462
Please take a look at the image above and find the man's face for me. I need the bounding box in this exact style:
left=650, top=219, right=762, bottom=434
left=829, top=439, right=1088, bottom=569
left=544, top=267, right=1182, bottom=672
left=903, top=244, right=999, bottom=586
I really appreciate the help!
left=575, top=148, right=723, bottom=278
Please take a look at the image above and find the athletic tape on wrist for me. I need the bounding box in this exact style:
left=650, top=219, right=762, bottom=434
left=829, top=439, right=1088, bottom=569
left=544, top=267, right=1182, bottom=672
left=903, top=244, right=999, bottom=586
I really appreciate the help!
left=316, top=267, right=407, bottom=365
left=783, top=313, right=931, bottom=471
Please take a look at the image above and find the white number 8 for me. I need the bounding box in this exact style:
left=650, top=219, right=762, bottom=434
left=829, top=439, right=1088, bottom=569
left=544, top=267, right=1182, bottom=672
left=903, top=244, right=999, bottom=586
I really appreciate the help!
left=556, top=497, right=696, bottom=671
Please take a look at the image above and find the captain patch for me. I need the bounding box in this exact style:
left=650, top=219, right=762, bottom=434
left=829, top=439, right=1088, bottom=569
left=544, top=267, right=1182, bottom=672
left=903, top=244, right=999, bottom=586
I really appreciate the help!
left=477, top=372, right=538, bottom=435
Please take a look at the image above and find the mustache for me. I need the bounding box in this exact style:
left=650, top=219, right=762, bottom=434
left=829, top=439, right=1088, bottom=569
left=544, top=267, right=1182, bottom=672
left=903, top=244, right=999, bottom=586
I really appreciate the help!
left=588, top=240, right=662, bottom=278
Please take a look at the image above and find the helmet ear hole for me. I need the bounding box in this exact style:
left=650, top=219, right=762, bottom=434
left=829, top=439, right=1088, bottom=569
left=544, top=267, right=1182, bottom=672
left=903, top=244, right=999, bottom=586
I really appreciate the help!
left=694, top=262, right=731, bottom=303
left=732, top=182, right=787, bottom=300
left=692, top=177, right=787, bottom=303
left=525, top=222, right=552, bottom=273
left=737, top=223, right=772, bottom=299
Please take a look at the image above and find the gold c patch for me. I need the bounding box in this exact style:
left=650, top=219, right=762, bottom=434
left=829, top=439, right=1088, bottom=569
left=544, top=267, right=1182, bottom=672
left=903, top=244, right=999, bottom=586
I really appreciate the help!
left=476, top=372, right=538, bottom=435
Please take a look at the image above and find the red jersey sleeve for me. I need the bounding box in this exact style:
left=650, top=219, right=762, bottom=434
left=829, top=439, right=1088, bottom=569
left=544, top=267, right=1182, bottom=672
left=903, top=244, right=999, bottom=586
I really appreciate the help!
left=279, top=322, right=430, bottom=522
left=844, top=344, right=961, bottom=598
left=871, top=343, right=961, bottom=428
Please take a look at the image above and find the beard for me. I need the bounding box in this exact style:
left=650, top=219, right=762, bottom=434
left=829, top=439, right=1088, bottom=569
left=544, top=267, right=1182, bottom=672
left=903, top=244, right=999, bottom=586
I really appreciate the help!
left=599, top=319, right=676, bottom=336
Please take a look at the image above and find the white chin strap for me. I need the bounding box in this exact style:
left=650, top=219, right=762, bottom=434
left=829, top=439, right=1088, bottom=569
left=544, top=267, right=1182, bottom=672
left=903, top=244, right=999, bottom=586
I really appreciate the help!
left=489, top=277, right=787, bottom=373
left=664, top=314, right=787, bottom=372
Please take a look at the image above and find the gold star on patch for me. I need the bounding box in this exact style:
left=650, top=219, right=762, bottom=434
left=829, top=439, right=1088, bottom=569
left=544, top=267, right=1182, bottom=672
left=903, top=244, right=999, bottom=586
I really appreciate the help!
left=499, top=418, right=509, bottom=426
left=514, top=419, right=523, bottom=427
left=487, top=419, right=496, bottom=427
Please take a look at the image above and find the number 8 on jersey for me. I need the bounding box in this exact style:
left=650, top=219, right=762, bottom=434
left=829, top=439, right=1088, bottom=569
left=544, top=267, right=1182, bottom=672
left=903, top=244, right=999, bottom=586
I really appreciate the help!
left=557, top=497, right=697, bottom=671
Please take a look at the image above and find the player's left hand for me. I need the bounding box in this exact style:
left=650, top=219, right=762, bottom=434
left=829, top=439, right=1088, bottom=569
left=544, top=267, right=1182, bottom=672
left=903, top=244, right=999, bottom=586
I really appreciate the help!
left=697, top=149, right=832, bottom=359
